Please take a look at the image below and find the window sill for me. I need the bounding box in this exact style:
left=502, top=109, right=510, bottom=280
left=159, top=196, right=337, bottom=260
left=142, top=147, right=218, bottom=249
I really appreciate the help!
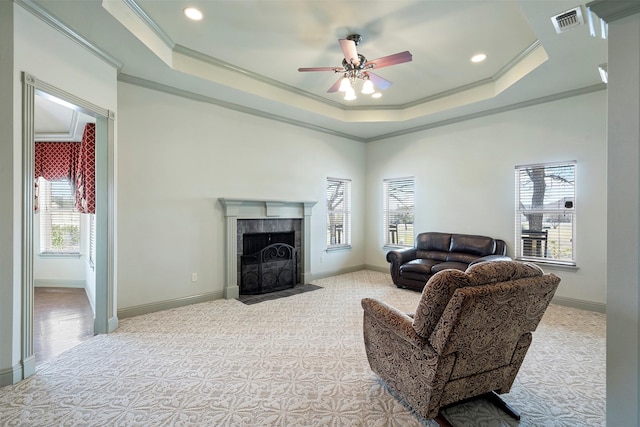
left=515, top=257, right=579, bottom=272
left=383, top=244, right=412, bottom=250
left=39, top=252, right=81, bottom=259
left=326, top=245, right=351, bottom=252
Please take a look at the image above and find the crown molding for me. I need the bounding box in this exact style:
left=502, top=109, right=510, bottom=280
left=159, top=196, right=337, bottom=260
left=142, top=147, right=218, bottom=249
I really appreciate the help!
left=587, top=0, right=640, bottom=23
left=117, top=73, right=367, bottom=142
left=172, top=44, right=347, bottom=110
left=366, top=84, right=607, bottom=142
left=120, top=0, right=174, bottom=49
left=34, top=109, right=81, bottom=142
left=119, top=74, right=605, bottom=144
left=15, top=0, right=123, bottom=70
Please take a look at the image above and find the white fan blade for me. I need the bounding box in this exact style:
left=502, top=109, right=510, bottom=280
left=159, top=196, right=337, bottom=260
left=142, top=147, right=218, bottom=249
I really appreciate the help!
left=339, top=38, right=360, bottom=66
left=366, top=72, right=393, bottom=90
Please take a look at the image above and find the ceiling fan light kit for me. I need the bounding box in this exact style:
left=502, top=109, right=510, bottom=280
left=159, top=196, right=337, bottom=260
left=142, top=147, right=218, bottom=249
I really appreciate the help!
left=298, top=34, right=412, bottom=101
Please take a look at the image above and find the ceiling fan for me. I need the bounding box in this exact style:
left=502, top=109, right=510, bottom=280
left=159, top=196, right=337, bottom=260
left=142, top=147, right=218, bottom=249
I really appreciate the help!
left=298, top=34, right=412, bottom=100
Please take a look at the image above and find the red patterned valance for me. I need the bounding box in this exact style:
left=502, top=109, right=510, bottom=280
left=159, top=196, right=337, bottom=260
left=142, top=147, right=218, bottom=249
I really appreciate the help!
left=75, top=123, right=95, bottom=214
left=34, top=123, right=95, bottom=214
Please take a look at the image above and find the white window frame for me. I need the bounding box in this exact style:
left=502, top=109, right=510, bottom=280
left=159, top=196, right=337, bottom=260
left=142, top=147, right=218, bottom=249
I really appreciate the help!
left=515, top=161, right=576, bottom=266
left=38, top=177, right=81, bottom=255
left=326, top=177, right=351, bottom=249
left=383, top=177, right=415, bottom=247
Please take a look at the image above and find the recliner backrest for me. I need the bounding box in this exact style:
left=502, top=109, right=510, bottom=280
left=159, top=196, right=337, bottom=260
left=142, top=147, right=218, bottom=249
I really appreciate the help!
left=412, top=269, right=472, bottom=338
left=428, top=261, right=560, bottom=379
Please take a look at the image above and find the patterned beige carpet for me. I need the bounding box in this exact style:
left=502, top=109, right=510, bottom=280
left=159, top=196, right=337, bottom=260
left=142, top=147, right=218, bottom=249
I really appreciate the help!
left=0, top=270, right=605, bottom=426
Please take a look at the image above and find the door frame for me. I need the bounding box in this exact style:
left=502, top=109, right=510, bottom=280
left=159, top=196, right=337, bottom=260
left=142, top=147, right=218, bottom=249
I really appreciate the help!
left=20, top=72, right=117, bottom=378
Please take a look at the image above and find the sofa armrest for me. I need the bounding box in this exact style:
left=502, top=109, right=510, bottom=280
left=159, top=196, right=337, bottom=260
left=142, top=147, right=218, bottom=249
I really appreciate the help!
left=386, top=247, right=418, bottom=265
left=361, top=298, right=427, bottom=348
left=468, top=254, right=512, bottom=267
left=386, top=247, right=418, bottom=285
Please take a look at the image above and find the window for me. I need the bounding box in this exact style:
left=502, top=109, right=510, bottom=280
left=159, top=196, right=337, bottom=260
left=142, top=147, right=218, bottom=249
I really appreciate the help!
left=384, top=177, right=415, bottom=247
left=515, top=161, right=576, bottom=265
left=38, top=177, right=80, bottom=254
left=326, top=178, right=351, bottom=248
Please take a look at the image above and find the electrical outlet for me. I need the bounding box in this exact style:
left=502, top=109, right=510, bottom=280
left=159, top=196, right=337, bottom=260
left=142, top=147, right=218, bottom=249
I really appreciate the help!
left=191, top=273, right=198, bottom=282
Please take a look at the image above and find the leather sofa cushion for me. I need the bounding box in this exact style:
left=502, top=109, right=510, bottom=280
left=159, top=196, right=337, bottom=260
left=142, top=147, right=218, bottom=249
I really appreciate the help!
left=416, top=250, right=449, bottom=261
left=416, top=232, right=451, bottom=252
left=400, top=259, right=441, bottom=276
left=446, top=252, right=480, bottom=264
left=431, top=261, right=469, bottom=273
left=450, top=234, right=496, bottom=256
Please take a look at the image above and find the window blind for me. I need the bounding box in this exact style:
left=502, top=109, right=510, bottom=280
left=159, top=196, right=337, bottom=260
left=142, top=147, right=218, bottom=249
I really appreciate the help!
left=384, top=177, right=415, bottom=247
left=326, top=178, right=351, bottom=247
left=39, top=177, right=81, bottom=254
left=515, top=162, right=576, bottom=264
left=89, top=213, right=96, bottom=267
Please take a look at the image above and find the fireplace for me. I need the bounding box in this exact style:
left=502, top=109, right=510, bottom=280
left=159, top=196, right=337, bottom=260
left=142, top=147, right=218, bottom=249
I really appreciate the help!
left=218, top=198, right=317, bottom=299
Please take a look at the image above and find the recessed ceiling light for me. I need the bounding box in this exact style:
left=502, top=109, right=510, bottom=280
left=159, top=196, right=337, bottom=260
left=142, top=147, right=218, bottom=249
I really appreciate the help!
left=471, top=53, right=487, bottom=63
left=371, top=93, right=382, bottom=99
left=184, top=7, right=203, bottom=21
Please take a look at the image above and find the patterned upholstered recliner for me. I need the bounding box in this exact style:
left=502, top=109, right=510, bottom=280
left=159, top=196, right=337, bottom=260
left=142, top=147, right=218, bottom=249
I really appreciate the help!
left=361, top=261, right=560, bottom=425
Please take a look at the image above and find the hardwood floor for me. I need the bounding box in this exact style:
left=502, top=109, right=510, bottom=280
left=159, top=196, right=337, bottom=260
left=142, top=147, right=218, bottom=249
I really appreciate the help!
left=34, top=287, right=94, bottom=367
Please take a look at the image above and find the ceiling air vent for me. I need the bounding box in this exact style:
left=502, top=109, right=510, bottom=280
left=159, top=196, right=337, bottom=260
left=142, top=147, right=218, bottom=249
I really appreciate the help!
left=551, top=7, right=584, bottom=34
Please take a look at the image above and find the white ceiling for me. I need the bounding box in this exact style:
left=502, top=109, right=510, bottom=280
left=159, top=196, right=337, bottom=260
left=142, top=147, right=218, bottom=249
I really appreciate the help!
left=28, top=0, right=607, bottom=142
left=35, top=93, right=95, bottom=142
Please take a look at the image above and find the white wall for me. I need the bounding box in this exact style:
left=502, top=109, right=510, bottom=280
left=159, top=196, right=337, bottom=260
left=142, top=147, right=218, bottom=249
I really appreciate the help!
left=116, top=83, right=366, bottom=309
left=365, top=90, right=607, bottom=306
left=606, top=10, right=640, bottom=426
left=0, top=3, right=117, bottom=384
left=0, top=0, right=18, bottom=385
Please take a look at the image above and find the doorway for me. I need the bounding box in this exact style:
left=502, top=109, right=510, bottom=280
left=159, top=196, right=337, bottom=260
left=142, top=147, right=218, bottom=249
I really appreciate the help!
left=32, top=91, right=97, bottom=366
left=21, top=72, right=117, bottom=379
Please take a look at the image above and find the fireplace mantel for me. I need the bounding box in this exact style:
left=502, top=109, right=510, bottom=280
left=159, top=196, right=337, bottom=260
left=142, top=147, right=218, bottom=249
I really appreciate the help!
left=218, top=198, right=317, bottom=299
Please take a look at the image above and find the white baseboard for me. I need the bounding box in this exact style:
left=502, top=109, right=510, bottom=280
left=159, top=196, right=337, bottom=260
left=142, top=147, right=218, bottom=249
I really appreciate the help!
left=107, top=316, right=119, bottom=333
left=363, top=264, right=388, bottom=274
left=309, top=264, right=367, bottom=281
left=552, top=295, right=606, bottom=313
left=0, top=362, right=23, bottom=387
left=117, top=291, right=224, bottom=319
left=34, top=279, right=85, bottom=288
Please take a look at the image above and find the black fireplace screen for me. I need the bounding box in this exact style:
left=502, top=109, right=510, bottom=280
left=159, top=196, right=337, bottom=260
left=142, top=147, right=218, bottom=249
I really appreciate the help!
left=241, top=232, right=297, bottom=295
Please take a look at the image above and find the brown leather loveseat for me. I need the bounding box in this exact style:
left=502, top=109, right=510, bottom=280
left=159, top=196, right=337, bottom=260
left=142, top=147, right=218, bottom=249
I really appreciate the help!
left=387, top=232, right=510, bottom=291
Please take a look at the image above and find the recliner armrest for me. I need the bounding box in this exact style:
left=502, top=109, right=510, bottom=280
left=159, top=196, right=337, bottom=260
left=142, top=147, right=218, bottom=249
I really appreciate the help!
left=361, top=298, right=427, bottom=348
left=468, top=254, right=512, bottom=267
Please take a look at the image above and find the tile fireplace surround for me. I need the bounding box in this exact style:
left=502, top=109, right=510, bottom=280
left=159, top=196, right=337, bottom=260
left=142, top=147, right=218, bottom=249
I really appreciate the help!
left=218, top=198, right=317, bottom=299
